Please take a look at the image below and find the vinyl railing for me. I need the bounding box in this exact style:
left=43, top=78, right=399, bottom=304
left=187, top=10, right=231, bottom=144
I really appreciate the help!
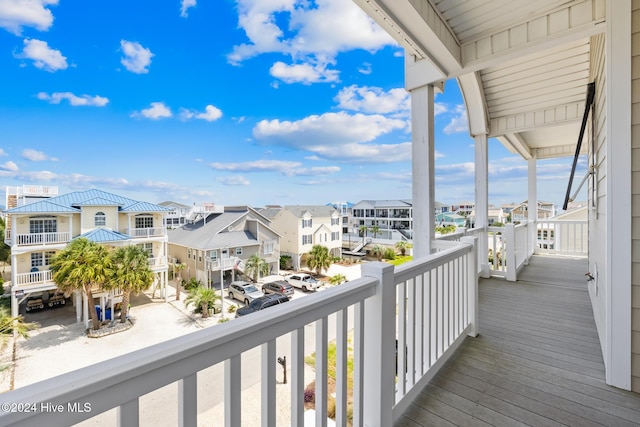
left=147, top=256, right=167, bottom=268
left=15, top=269, right=53, bottom=286
left=14, top=232, right=70, bottom=246
left=0, top=239, right=478, bottom=427
left=536, top=220, right=588, bottom=256
left=126, top=227, right=165, bottom=238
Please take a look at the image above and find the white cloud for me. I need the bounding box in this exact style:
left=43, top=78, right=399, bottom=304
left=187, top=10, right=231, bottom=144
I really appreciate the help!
left=311, top=142, right=411, bottom=163
left=180, top=0, right=196, bottom=17
left=357, top=62, right=372, bottom=75
left=443, top=104, right=469, bottom=134
left=209, top=159, right=340, bottom=176
left=335, top=85, right=409, bottom=115
left=270, top=60, right=339, bottom=84
left=228, top=0, right=396, bottom=84
left=22, top=148, right=57, bottom=161
left=180, top=104, right=223, bottom=121
left=0, top=161, right=18, bottom=171
left=132, top=102, right=172, bottom=120
left=37, top=91, right=109, bottom=106
left=0, top=0, right=57, bottom=35
left=17, top=38, right=67, bottom=71
left=120, top=40, right=154, bottom=74
left=254, top=111, right=406, bottom=147
left=217, top=175, right=250, bottom=186
left=0, top=149, right=7, bottom=156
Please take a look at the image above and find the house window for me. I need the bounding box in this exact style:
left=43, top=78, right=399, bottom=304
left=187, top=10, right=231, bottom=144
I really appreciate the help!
left=187, top=249, right=192, bottom=259
left=95, top=212, right=106, bottom=226
left=263, top=242, right=274, bottom=255
left=209, top=250, right=217, bottom=261
left=302, top=235, right=312, bottom=245
left=331, top=217, right=339, bottom=226
left=302, top=218, right=312, bottom=228
left=31, top=251, right=55, bottom=268
left=235, top=247, right=243, bottom=256
left=331, top=232, right=339, bottom=241
left=135, top=215, right=153, bottom=229
left=198, top=251, right=202, bottom=263
left=30, top=218, right=57, bottom=234
left=137, top=243, right=153, bottom=255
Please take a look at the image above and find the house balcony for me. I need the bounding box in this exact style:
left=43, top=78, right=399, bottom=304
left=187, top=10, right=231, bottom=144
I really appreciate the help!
left=10, top=231, right=70, bottom=247
left=3, top=230, right=638, bottom=427
left=14, top=269, right=53, bottom=288
left=147, top=256, right=167, bottom=269
left=127, top=227, right=166, bottom=239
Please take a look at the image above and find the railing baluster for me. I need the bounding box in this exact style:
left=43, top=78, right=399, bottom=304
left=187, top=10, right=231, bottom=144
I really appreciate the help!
left=424, top=271, right=431, bottom=369
left=407, top=277, right=416, bottom=387
left=225, top=355, right=241, bottom=427
left=315, top=317, right=328, bottom=427
left=336, top=308, right=348, bottom=427
left=352, top=302, right=364, bottom=427
left=261, top=341, right=276, bottom=427
left=290, top=328, right=305, bottom=427
left=118, top=399, right=139, bottom=427
left=178, top=373, right=197, bottom=427
left=415, top=274, right=424, bottom=376
left=397, top=280, right=406, bottom=398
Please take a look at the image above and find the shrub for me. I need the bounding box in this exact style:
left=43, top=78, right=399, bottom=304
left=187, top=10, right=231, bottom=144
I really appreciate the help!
left=383, top=248, right=396, bottom=260
left=183, top=278, right=202, bottom=292
left=304, top=385, right=315, bottom=403
left=227, top=304, right=237, bottom=313
left=279, top=255, right=292, bottom=270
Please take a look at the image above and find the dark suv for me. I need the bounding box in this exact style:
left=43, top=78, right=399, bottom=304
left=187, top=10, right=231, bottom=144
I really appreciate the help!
left=262, top=280, right=294, bottom=298
left=235, top=294, right=289, bottom=318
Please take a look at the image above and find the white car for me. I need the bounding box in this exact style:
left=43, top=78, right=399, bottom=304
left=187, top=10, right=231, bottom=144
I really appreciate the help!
left=228, top=281, right=263, bottom=305
left=285, top=273, right=321, bottom=291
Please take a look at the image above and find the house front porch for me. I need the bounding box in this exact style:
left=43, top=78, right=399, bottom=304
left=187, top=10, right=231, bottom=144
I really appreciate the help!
left=396, top=255, right=640, bottom=427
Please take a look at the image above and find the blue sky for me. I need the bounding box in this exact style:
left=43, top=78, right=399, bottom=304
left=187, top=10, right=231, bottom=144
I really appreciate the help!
left=0, top=0, right=585, bottom=210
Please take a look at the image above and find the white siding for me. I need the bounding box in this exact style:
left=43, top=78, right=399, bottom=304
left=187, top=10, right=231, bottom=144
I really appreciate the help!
left=632, top=0, right=640, bottom=393
left=588, top=31, right=608, bottom=364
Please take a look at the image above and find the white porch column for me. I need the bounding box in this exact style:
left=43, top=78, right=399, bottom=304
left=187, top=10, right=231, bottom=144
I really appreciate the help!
left=474, top=133, right=490, bottom=277
left=528, top=153, right=538, bottom=257
left=605, top=0, right=632, bottom=390
left=410, top=84, right=436, bottom=258
left=10, top=252, right=18, bottom=319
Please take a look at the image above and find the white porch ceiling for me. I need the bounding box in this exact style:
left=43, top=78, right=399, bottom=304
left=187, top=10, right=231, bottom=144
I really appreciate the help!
left=354, top=0, right=605, bottom=160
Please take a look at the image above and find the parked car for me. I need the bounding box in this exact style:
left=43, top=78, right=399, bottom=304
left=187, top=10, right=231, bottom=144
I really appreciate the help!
left=285, top=273, right=321, bottom=291
left=25, top=296, right=44, bottom=312
left=228, top=281, right=264, bottom=305
left=262, top=280, right=294, bottom=298
left=235, top=294, right=289, bottom=318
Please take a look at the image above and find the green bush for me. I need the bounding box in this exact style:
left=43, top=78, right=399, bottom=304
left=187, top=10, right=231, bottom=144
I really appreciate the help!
left=279, top=255, right=292, bottom=270
left=383, top=248, right=396, bottom=260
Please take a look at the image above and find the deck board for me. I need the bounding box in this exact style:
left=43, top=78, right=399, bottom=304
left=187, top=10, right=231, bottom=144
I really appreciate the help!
left=394, top=255, right=640, bottom=427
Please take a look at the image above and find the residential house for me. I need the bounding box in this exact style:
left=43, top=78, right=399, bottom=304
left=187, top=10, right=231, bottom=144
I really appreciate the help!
left=261, top=205, right=341, bottom=270
left=3, top=188, right=171, bottom=327
left=511, top=200, right=556, bottom=222
left=351, top=199, right=413, bottom=241
left=468, top=207, right=506, bottom=227
left=450, top=201, right=475, bottom=216
left=167, top=206, right=280, bottom=287
left=435, top=212, right=466, bottom=227
left=326, top=201, right=354, bottom=235
left=159, top=201, right=190, bottom=228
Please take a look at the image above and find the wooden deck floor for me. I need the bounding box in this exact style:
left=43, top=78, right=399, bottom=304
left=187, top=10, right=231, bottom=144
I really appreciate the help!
left=395, top=255, right=640, bottom=427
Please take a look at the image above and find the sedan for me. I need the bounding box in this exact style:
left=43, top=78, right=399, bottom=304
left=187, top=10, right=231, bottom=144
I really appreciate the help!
left=228, top=281, right=264, bottom=305
left=262, top=280, right=295, bottom=298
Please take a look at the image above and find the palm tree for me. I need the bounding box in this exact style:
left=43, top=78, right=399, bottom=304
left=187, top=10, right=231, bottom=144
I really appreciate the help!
left=0, top=306, right=36, bottom=345
left=371, top=244, right=384, bottom=261
left=395, top=241, right=409, bottom=256
left=358, top=225, right=368, bottom=244
left=307, top=245, right=332, bottom=274
left=184, top=286, right=219, bottom=318
left=174, top=262, right=185, bottom=301
left=369, top=224, right=380, bottom=238
left=108, top=245, right=154, bottom=323
left=244, top=254, right=269, bottom=282
left=50, top=238, right=113, bottom=330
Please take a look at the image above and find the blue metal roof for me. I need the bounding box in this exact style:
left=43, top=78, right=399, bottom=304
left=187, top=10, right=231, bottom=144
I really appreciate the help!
left=4, top=200, right=79, bottom=214
left=4, top=189, right=170, bottom=214
left=79, top=228, right=131, bottom=243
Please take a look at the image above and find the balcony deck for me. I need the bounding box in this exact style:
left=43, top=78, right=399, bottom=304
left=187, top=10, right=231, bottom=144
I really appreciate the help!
left=395, top=255, right=640, bottom=427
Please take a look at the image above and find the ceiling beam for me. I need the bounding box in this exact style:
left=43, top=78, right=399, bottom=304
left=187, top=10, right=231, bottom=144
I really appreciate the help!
left=497, top=134, right=532, bottom=160
left=460, top=0, right=605, bottom=74
left=489, top=101, right=585, bottom=137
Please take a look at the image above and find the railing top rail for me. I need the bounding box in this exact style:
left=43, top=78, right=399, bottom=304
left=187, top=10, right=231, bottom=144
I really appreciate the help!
left=395, top=241, right=472, bottom=284
left=0, top=274, right=379, bottom=425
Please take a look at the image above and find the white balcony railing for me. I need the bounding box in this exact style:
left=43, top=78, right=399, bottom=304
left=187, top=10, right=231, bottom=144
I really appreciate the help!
left=14, top=232, right=70, bottom=246
left=0, top=238, right=478, bottom=427
left=536, top=220, right=588, bottom=256
left=127, top=227, right=165, bottom=238
left=15, top=269, right=53, bottom=286
left=147, top=256, right=167, bottom=268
